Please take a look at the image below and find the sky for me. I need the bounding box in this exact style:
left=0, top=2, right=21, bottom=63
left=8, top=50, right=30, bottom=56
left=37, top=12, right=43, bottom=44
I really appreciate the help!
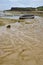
left=0, top=0, right=43, bottom=10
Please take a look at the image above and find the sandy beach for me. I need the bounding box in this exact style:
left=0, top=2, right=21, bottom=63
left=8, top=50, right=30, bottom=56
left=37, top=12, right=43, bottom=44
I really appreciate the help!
left=0, top=16, right=43, bottom=65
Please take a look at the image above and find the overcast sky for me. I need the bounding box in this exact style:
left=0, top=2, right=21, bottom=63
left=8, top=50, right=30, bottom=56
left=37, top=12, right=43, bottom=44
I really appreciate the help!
left=0, top=0, right=43, bottom=10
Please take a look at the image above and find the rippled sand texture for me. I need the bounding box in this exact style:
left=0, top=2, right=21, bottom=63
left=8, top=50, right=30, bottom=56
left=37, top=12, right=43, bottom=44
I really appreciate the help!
left=0, top=17, right=43, bottom=65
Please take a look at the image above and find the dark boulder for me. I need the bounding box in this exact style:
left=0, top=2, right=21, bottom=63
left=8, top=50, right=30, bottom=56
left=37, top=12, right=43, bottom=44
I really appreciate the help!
left=6, top=25, right=11, bottom=28
left=19, top=15, right=34, bottom=19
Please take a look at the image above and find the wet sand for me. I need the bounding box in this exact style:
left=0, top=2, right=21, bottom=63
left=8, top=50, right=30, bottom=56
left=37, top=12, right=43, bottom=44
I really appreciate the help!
left=0, top=17, right=43, bottom=65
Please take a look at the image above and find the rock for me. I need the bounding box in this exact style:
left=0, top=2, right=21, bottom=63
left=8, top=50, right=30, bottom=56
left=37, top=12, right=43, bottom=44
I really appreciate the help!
left=6, top=25, right=11, bottom=28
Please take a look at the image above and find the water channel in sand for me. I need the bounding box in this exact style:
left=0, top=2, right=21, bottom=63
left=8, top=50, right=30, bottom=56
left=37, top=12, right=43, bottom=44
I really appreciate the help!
left=0, top=11, right=43, bottom=19
left=0, top=15, right=43, bottom=65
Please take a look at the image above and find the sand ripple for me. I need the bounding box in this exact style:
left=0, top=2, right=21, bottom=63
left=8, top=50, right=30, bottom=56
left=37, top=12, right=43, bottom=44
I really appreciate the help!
left=0, top=17, right=43, bottom=65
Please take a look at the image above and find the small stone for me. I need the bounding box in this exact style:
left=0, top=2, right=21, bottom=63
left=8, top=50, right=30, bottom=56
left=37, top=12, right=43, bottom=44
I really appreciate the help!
left=6, top=25, right=11, bottom=28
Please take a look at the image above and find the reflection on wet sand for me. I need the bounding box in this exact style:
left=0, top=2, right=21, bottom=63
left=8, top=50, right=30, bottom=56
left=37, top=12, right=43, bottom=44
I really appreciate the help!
left=0, top=17, right=43, bottom=65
